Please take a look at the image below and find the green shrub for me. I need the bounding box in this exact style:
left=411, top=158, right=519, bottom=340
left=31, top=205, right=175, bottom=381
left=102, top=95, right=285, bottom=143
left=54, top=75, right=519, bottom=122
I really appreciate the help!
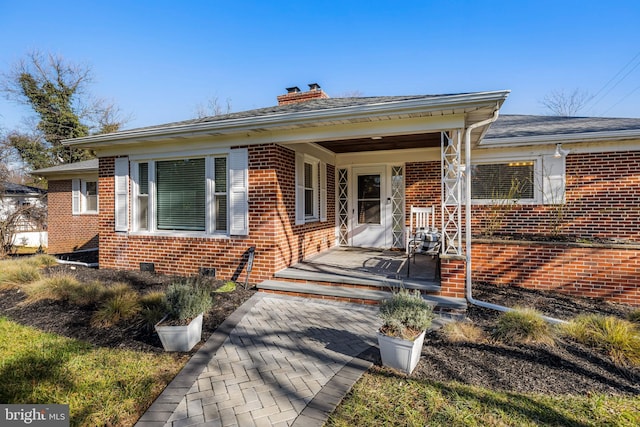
left=21, top=275, right=109, bottom=307
left=492, top=307, right=555, bottom=346
left=562, top=314, right=640, bottom=367
left=379, top=289, right=434, bottom=340
left=139, top=291, right=169, bottom=328
left=164, top=279, right=213, bottom=323
left=102, top=282, right=134, bottom=299
left=215, top=281, right=236, bottom=293
left=0, top=261, right=42, bottom=288
left=627, top=310, right=640, bottom=324
left=22, top=254, right=58, bottom=268
left=442, top=320, right=486, bottom=343
left=71, top=281, right=108, bottom=306
left=23, top=274, right=81, bottom=302
left=92, top=291, right=141, bottom=328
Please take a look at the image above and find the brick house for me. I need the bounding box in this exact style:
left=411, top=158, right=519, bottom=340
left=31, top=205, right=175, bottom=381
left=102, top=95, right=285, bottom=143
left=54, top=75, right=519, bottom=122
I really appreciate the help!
left=35, top=86, right=640, bottom=307
left=35, top=159, right=99, bottom=253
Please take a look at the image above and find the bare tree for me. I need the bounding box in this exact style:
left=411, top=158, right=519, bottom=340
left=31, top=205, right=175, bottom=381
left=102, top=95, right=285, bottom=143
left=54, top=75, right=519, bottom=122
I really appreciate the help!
left=1, top=51, right=128, bottom=169
left=540, top=89, right=591, bottom=117
left=195, top=96, right=232, bottom=118
left=336, top=90, right=364, bottom=97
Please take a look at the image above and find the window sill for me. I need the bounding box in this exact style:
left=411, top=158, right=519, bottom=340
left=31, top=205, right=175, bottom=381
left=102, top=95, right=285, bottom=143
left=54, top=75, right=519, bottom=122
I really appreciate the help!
left=73, top=211, right=99, bottom=216
left=127, top=230, right=230, bottom=239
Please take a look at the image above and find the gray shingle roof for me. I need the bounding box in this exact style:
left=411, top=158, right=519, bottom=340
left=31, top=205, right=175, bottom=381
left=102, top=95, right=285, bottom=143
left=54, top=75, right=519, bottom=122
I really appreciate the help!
left=486, top=115, right=640, bottom=139
left=94, top=94, right=473, bottom=135
left=1, top=182, right=45, bottom=195
left=32, top=159, right=99, bottom=175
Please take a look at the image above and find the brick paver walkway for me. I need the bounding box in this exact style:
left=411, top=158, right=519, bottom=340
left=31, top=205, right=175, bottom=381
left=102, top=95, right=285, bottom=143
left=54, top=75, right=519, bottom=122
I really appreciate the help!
left=136, top=293, right=381, bottom=427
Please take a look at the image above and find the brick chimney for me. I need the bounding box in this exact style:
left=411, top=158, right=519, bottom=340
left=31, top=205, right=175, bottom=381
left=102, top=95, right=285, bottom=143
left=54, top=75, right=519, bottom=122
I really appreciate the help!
left=277, top=83, right=329, bottom=106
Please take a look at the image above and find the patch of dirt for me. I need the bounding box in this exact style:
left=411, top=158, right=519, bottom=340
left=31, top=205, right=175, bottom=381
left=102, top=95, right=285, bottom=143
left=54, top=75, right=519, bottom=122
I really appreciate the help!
left=0, top=265, right=255, bottom=354
left=412, top=282, right=640, bottom=396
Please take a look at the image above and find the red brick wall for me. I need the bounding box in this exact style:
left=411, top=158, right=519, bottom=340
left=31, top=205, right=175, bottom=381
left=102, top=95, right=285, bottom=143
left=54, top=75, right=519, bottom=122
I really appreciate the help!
left=98, top=145, right=336, bottom=282
left=405, top=161, right=441, bottom=225
left=440, top=257, right=465, bottom=298
left=46, top=180, right=99, bottom=253
left=405, top=154, right=640, bottom=304
left=472, top=241, right=640, bottom=306
left=471, top=151, right=640, bottom=242
left=276, top=89, right=329, bottom=105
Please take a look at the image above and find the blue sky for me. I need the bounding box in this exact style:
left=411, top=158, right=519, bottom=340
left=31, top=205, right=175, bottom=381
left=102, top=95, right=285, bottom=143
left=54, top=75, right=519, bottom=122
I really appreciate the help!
left=1, top=0, right=639, bottom=131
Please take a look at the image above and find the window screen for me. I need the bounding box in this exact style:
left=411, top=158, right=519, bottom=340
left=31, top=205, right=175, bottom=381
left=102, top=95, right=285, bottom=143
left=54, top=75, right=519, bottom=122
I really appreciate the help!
left=85, top=181, right=98, bottom=211
left=214, top=157, right=227, bottom=232
left=156, top=159, right=206, bottom=231
left=304, top=162, right=315, bottom=217
left=138, top=163, right=149, bottom=230
left=471, top=162, right=534, bottom=200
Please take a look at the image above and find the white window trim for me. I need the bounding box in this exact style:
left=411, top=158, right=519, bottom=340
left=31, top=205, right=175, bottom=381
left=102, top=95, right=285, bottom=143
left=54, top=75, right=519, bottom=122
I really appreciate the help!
left=295, top=153, right=326, bottom=224
left=129, top=152, right=245, bottom=237
left=72, top=178, right=99, bottom=215
left=468, top=155, right=565, bottom=205
left=138, top=156, right=224, bottom=235
left=305, top=158, right=319, bottom=221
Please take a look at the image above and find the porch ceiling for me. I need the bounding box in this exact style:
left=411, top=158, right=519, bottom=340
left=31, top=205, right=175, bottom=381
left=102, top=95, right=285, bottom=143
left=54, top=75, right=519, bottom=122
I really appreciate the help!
left=316, top=132, right=441, bottom=153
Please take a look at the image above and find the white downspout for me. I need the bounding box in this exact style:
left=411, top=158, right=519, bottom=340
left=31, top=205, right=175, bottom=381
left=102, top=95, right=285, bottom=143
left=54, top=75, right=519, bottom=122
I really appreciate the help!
left=463, top=109, right=566, bottom=325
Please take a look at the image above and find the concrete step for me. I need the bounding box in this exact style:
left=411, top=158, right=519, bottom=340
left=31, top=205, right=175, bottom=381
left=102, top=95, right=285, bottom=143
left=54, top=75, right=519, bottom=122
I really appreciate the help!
left=274, top=268, right=440, bottom=293
left=258, top=280, right=391, bottom=302
left=256, top=280, right=467, bottom=312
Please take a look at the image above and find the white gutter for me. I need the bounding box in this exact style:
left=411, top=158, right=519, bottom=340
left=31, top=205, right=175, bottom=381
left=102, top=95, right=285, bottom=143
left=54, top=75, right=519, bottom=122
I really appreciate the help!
left=55, top=247, right=99, bottom=268
left=463, top=108, right=566, bottom=325
left=56, top=259, right=99, bottom=268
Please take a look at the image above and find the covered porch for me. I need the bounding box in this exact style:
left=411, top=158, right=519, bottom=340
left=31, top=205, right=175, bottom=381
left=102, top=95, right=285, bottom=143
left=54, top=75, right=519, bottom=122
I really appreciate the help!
left=259, top=91, right=510, bottom=308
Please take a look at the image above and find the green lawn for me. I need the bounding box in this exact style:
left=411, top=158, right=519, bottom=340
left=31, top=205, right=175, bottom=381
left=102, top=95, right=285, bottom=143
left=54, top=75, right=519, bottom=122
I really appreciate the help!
left=328, top=368, right=640, bottom=427
left=0, top=317, right=185, bottom=426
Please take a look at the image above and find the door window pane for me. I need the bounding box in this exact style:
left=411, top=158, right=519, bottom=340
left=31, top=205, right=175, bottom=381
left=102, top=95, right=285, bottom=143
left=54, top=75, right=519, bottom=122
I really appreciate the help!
left=357, top=174, right=381, bottom=224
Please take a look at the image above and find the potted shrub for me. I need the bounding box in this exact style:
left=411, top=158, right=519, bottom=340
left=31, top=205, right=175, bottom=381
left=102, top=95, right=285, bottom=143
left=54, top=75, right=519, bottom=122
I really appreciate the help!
left=377, top=289, right=435, bottom=374
left=155, top=279, right=213, bottom=352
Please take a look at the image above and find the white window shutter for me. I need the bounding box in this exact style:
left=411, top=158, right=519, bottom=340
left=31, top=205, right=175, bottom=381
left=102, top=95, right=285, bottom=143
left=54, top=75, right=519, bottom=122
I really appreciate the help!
left=229, top=148, right=249, bottom=235
left=295, top=152, right=305, bottom=225
left=114, top=157, right=129, bottom=232
left=320, top=161, right=327, bottom=222
left=542, top=155, right=566, bottom=205
left=71, top=178, right=80, bottom=214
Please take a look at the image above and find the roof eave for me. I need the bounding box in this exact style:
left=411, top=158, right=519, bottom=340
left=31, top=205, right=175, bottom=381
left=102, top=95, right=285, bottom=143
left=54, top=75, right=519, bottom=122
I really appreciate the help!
left=481, top=128, right=640, bottom=147
left=64, top=90, right=510, bottom=148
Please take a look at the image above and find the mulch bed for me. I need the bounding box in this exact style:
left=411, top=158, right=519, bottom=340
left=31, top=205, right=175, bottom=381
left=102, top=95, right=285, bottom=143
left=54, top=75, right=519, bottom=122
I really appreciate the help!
left=414, top=283, right=639, bottom=396
left=0, top=266, right=638, bottom=396
left=0, top=265, right=256, bottom=353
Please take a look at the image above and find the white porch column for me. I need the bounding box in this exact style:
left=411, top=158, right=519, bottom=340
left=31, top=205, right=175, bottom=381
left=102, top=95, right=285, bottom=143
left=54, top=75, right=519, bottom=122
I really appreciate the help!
left=440, top=129, right=464, bottom=256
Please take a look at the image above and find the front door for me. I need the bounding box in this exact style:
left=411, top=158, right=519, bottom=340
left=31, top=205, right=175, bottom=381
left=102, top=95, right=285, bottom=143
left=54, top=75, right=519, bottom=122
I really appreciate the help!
left=351, top=166, right=389, bottom=248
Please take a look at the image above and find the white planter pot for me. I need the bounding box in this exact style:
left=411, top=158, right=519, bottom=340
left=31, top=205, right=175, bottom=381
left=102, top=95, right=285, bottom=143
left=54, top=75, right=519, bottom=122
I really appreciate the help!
left=377, top=330, right=426, bottom=375
left=155, top=313, right=204, bottom=352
